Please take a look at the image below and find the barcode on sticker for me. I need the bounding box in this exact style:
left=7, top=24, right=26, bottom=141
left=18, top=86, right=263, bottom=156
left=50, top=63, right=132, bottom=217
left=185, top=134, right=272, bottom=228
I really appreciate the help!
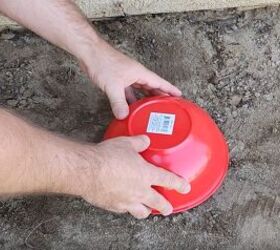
left=146, top=112, right=175, bottom=135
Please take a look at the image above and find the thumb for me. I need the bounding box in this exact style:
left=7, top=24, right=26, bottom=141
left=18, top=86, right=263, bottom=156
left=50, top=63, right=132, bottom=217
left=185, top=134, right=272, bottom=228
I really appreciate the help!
left=128, top=135, right=150, bottom=152
left=105, top=85, right=129, bottom=120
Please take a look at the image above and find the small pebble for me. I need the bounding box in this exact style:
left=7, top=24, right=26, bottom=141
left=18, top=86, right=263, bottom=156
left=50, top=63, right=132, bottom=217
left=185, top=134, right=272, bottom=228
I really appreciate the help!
left=232, top=111, right=238, bottom=117
left=164, top=217, right=170, bottom=222
left=5, top=71, right=13, bottom=80
left=130, top=220, right=136, bottom=225
left=230, top=95, right=242, bottom=106
left=7, top=100, right=18, bottom=107
left=264, top=94, right=273, bottom=101
left=19, top=100, right=27, bottom=106
left=22, top=89, right=33, bottom=99
left=32, top=96, right=42, bottom=103
left=0, top=32, right=15, bottom=40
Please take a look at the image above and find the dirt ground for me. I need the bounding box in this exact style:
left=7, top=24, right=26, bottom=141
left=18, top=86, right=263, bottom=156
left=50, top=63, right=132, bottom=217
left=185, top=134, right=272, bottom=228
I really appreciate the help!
left=0, top=6, right=280, bottom=250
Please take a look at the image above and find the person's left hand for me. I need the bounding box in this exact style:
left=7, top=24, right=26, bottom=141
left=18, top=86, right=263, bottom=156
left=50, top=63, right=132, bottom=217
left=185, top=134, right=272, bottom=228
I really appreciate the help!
left=80, top=39, right=182, bottom=119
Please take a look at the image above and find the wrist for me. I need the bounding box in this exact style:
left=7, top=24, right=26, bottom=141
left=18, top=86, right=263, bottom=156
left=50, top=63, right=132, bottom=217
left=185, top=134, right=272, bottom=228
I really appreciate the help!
left=35, top=131, right=99, bottom=197
left=70, top=27, right=104, bottom=63
left=28, top=130, right=69, bottom=195
left=76, top=34, right=121, bottom=92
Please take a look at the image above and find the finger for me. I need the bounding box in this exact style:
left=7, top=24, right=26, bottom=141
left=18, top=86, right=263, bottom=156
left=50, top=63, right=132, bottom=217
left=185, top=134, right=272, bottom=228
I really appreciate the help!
left=144, top=189, right=173, bottom=216
left=150, top=166, right=191, bottom=194
left=127, top=135, right=150, bottom=152
left=138, top=70, right=182, bottom=96
left=127, top=204, right=151, bottom=219
left=125, top=86, right=137, bottom=104
left=105, top=85, right=129, bottom=120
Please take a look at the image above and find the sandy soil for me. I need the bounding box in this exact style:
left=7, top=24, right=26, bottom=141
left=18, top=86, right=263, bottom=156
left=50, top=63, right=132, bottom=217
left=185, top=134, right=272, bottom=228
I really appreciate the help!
left=0, top=7, right=280, bottom=250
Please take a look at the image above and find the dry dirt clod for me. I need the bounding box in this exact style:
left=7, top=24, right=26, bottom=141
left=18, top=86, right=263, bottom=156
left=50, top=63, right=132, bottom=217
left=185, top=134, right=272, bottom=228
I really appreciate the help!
left=1, top=7, right=280, bottom=250
left=6, top=100, right=18, bottom=107
left=0, top=31, right=15, bottom=40
left=264, top=94, right=273, bottom=101
left=230, top=95, right=242, bottom=106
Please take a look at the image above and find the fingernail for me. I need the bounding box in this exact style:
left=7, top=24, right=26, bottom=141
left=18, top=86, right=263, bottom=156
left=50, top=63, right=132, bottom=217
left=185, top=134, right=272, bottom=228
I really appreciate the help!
left=141, top=135, right=150, bottom=145
left=173, top=89, right=182, bottom=96
left=180, top=182, right=191, bottom=194
left=116, top=108, right=129, bottom=120
left=177, top=89, right=182, bottom=95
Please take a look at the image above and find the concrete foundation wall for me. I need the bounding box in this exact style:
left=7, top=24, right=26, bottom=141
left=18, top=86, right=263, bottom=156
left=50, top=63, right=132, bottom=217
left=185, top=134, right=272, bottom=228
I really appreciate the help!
left=78, top=0, right=279, bottom=17
left=0, top=0, right=279, bottom=28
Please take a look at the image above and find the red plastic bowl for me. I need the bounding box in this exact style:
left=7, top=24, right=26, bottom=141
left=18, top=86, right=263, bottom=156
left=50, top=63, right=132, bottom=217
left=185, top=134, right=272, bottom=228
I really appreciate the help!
left=104, top=96, right=229, bottom=214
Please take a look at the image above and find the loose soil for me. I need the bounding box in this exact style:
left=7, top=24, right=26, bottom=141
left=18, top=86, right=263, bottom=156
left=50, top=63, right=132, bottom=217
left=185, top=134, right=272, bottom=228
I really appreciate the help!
left=0, top=7, right=280, bottom=250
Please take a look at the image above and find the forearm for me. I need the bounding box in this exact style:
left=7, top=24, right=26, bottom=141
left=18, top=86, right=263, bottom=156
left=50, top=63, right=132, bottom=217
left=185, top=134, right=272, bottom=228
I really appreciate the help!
left=0, top=109, right=85, bottom=197
left=0, top=0, right=100, bottom=61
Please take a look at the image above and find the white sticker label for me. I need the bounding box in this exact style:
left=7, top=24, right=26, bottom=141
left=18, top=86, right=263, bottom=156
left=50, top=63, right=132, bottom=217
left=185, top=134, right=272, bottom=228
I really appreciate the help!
left=146, top=112, right=175, bottom=135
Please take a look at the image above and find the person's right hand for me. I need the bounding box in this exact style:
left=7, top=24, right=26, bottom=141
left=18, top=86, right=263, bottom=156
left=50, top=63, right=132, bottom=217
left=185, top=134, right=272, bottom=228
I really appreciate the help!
left=71, top=135, right=191, bottom=219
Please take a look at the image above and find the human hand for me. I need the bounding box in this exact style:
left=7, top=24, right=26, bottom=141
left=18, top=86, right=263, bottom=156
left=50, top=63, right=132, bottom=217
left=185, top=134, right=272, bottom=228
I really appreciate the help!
left=80, top=39, right=182, bottom=119
left=0, top=110, right=189, bottom=219
left=0, top=0, right=180, bottom=119
left=71, top=135, right=190, bottom=219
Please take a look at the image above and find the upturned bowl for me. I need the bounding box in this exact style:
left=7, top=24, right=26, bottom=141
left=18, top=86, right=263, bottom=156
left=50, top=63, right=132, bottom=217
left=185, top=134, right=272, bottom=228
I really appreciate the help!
left=104, top=96, right=229, bottom=214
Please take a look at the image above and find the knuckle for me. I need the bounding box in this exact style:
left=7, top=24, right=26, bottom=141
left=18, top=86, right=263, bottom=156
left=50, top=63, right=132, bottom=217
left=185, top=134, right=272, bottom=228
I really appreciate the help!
left=165, top=173, right=185, bottom=191
left=165, top=174, right=177, bottom=188
left=178, top=179, right=186, bottom=190
left=147, top=195, right=160, bottom=207
left=136, top=192, right=146, bottom=201
left=147, top=192, right=171, bottom=213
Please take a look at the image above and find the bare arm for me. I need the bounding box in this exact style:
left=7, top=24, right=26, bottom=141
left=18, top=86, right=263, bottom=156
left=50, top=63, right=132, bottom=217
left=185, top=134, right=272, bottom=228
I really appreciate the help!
left=0, top=1, right=190, bottom=218
left=0, top=0, right=97, bottom=61
left=0, top=109, right=68, bottom=196
left=0, top=109, right=190, bottom=218
left=0, top=0, right=181, bottom=119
